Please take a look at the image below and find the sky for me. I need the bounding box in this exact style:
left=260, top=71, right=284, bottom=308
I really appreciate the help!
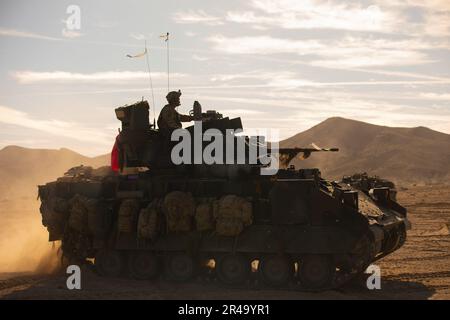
left=0, top=0, right=449, bottom=156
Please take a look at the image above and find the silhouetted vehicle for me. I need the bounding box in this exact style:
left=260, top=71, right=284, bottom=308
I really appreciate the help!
left=341, top=172, right=398, bottom=201
left=38, top=100, right=409, bottom=290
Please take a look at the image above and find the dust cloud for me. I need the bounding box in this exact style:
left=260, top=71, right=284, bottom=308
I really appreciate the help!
left=0, top=198, right=61, bottom=274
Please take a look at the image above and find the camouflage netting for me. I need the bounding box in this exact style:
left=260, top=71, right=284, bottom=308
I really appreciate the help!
left=86, top=198, right=108, bottom=237
left=137, top=200, right=160, bottom=239
left=163, top=191, right=195, bottom=232
left=68, top=194, right=90, bottom=233
left=59, top=165, right=115, bottom=180
left=213, top=195, right=253, bottom=236
left=215, top=217, right=244, bottom=236
left=40, top=197, right=69, bottom=226
left=39, top=196, right=70, bottom=240
left=195, top=198, right=215, bottom=231
left=118, top=199, right=140, bottom=233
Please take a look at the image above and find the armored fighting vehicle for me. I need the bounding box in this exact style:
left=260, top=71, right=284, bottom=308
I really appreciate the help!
left=38, top=100, right=409, bottom=290
left=341, top=172, right=398, bottom=201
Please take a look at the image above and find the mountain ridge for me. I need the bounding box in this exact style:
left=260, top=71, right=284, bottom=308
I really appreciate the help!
left=0, top=117, right=449, bottom=200
left=281, top=117, right=450, bottom=183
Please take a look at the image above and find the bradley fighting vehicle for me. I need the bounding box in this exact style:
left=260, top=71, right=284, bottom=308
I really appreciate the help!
left=38, top=99, right=409, bottom=290
left=341, top=172, right=398, bottom=201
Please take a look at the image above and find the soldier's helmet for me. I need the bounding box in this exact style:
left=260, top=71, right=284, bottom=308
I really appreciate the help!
left=166, top=90, right=182, bottom=104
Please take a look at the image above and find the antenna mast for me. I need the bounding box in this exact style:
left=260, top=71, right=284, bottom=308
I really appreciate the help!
left=126, top=40, right=156, bottom=124
left=144, top=40, right=156, bottom=122
left=161, top=32, right=170, bottom=92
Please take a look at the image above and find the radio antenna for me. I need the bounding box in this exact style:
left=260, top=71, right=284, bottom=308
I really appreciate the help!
left=126, top=39, right=156, bottom=124
left=160, top=32, right=170, bottom=92
left=144, top=40, right=156, bottom=122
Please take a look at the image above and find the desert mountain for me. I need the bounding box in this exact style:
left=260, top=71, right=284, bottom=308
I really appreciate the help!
left=0, top=146, right=109, bottom=199
left=281, top=117, right=450, bottom=183
left=0, top=117, right=449, bottom=200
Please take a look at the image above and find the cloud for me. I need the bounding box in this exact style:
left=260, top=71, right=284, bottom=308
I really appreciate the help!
left=332, top=67, right=450, bottom=82
left=224, top=0, right=450, bottom=38
left=376, top=0, right=450, bottom=37
left=210, top=71, right=317, bottom=88
left=313, top=98, right=450, bottom=132
left=0, top=105, right=111, bottom=145
left=0, top=28, right=61, bottom=41
left=227, top=1, right=393, bottom=32
left=169, top=1, right=449, bottom=37
left=418, top=93, right=450, bottom=101
left=388, top=0, right=450, bottom=9
left=209, top=35, right=323, bottom=55
left=422, top=9, right=450, bottom=37
left=310, top=51, right=431, bottom=69
left=210, top=70, right=294, bottom=82
left=12, top=71, right=186, bottom=84
left=209, top=35, right=439, bottom=67
left=209, top=70, right=450, bottom=88
left=189, top=92, right=450, bottom=136
left=173, top=10, right=224, bottom=26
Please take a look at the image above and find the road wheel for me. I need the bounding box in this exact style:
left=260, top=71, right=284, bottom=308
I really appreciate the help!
left=351, top=235, right=375, bottom=272
left=128, top=251, right=160, bottom=280
left=164, top=252, right=196, bottom=282
left=259, top=255, right=294, bottom=287
left=298, top=254, right=335, bottom=290
left=95, top=249, right=124, bottom=277
left=216, top=254, right=250, bottom=286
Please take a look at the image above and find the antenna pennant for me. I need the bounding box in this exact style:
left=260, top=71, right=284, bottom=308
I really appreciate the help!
left=126, top=48, right=147, bottom=58
left=160, top=32, right=169, bottom=42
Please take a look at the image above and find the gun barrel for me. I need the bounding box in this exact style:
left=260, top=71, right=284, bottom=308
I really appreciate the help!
left=276, top=147, right=339, bottom=153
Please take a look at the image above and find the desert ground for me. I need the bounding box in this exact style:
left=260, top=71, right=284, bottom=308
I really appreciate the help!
left=0, top=184, right=449, bottom=300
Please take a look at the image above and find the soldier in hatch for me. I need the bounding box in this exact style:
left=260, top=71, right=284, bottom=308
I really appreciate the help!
left=157, top=90, right=193, bottom=133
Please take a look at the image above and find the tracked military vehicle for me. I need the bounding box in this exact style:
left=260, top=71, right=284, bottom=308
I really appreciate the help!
left=341, top=172, right=398, bottom=201
left=38, top=100, right=409, bottom=290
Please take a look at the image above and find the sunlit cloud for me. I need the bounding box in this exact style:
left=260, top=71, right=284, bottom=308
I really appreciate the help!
left=331, top=67, right=450, bottom=82
left=224, top=0, right=450, bottom=38
left=173, top=10, right=224, bottom=26
left=211, top=71, right=298, bottom=82
left=188, top=93, right=450, bottom=137
left=209, top=35, right=323, bottom=55
left=227, top=0, right=393, bottom=32
left=0, top=1, right=449, bottom=155
left=0, top=28, right=60, bottom=41
left=0, top=105, right=112, bottom=145
left=376, top=0, right=450, bottom=37
left=418, top=93, right=450, bottom=101
left=209, top=35, right=439, bottom=67
left=12, top=71, right=186, bottom=84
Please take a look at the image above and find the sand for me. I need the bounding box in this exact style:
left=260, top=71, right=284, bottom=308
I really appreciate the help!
left=0, top=184, right=448, bottom=300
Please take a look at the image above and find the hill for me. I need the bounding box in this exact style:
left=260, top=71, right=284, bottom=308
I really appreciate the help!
left=0, top=146, right=109, bottom=199
left=281, top=117, right=450, bottom=183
